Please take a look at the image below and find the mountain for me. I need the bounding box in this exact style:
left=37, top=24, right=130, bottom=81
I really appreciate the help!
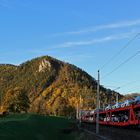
left=0, top=56, right=121, bottom=116
left=120, top=93, right=140, bottom=101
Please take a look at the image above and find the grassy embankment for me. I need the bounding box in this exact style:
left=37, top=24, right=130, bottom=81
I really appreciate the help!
left=0, top=114, right=80, bottom=140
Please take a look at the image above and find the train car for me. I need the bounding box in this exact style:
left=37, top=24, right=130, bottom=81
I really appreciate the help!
left=81, top=103, right=140, bottom=127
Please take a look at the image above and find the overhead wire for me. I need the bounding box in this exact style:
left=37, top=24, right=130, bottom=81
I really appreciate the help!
left=98, top=33, right=140, bottom=94
left=105, top=79, right=140, bottom=94
left=102, top=50, right=140, bottom=79
left=106, top=79, right=140, bottom=89
left=100, top=32, right=140, bottom=70
left=119, top=79, right=140, bottom=89
left=123, top=85, right=140, bottom=94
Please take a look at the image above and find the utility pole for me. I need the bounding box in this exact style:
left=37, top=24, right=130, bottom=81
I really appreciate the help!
left=99, top=100, right=100, bottom=109
left=107, top=89, right=112, bottom=105
left=112, top=87, right=120, bottom=103
left=96, top=70, right=100, bottom=134
left=0, top=93, right=1, bottom=105
left=0, top=93, right=2, bottom=110
left=103, top=103, right=105, bottom=110
left=79, top=95, right=82, bottom=125
left=76, top=103, right=79, bottom=120
left=116, top=93, right=119, bottom=103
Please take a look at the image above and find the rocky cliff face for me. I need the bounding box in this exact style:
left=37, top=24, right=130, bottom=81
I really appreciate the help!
left=38, top=59, right=51, bottom=72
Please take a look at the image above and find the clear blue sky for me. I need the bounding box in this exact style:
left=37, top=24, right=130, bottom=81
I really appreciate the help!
left=0, top=0, right=140, bottom=94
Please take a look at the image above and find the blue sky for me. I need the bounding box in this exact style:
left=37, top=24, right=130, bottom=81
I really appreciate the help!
left=0, top=0, right=140, bottom=94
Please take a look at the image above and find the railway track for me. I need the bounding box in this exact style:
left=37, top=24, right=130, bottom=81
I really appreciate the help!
left=81, top=122, right=140, bottom=140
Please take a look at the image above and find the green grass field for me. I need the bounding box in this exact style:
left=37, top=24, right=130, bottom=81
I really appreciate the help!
left=0, top=114, right=79, bottom=140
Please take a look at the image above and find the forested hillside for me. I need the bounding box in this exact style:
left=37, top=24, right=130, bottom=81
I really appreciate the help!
left=0, top=56, right=121, bottom=117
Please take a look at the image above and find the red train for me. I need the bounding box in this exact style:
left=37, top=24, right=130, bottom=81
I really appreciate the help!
left=81, top=103, right=140, bottom=127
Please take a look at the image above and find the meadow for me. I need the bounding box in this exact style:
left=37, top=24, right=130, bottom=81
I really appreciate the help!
left=0, top=114, right=78, bottom=140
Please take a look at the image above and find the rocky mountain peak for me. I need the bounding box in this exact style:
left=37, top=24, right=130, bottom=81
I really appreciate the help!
left=38, top=59, right=51, bottom=72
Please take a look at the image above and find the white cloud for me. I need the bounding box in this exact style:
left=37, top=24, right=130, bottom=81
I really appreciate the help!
left=52, top=32, right=133, bottom=49
left=60, top=54, right=94, bottom=60
left=53, top=19, right=140, bottom=36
